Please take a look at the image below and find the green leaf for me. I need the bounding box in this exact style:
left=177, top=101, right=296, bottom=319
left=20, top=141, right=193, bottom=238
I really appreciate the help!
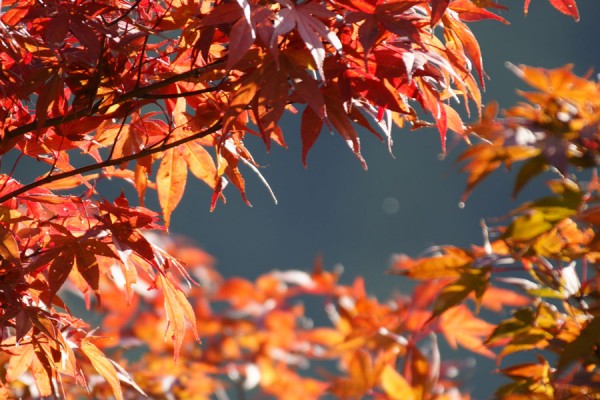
left=506, top=210, right=553, bottom=241
left=486, top=308, right=535, bottom=346
left=430, top=267, right=490, bottom=319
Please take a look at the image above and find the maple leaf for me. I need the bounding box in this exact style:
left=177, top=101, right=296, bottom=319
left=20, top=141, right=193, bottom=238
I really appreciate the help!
left=430, top=0, right=450, bottom=27
left=380, top=364, right=415, bottom=400
left=0, top=225, right=20, bottom=266
left=157, top=273, right=199, bottom=361
left=157, top=147, right=188, bottom=228
left=300, top=106, right=324, bottom=167
left=271, top=0, right=342, bottom=80
left=450, top=0, right=509, bottom=23
left=81, top=338, right=126, bottom=400
left=389, top=247, right=473, bottom=279
left=439, top=305, right=495, bottom=357
left=524, top=0, right=579, bottom=21
left=2, top=0, right=599, bottom=396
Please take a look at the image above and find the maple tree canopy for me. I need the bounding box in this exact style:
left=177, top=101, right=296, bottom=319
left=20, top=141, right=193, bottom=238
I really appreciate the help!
left=3, top=0, right=600, bottom=399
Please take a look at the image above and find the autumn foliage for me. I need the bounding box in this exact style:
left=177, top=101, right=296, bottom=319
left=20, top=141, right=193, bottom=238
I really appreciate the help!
left=0, top=0, right=597, bottom=398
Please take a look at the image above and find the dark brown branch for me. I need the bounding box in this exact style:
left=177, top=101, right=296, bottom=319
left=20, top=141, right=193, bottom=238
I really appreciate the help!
left=116, top=59, right=226, bottom=103
left=0, top=121, right=222, bottom=204
left=2, top=59, right=226, bottom=144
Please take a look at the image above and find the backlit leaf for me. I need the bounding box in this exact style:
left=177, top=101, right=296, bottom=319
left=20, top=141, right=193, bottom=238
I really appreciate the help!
left=5, top=344, right=35, bottom=382
left=182, top=140, right=218, bottom=189
left=157, top=147, right=188, bottom=228
left=389, top=248, right=472, bottom=279
left=226, top=18, right=255, bottom=71
left=430, top=0, right=450, bottom=27
left=81, top=338, right=124, bottom=400
left=0, top=225, right=20, bottom=266
left=439, top=306, right=495, bottom=358
left=271, top=0, right=342, bottom=80
left=548, top=0, right=579, bottom=21
left=48, top=248, right=75, bottom=301
left=158, top=273, right=199, bottom=361
left=380, top=364, right=414, bottom=400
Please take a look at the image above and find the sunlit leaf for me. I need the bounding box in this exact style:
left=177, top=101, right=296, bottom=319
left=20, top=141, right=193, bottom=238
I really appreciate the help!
left=81, top=338, right=124, bottom=400
left=157, top=147, right=188, bottom=228
left=380, top=364, right=414, bottom=400
left=548, top=0, right=579, bottom=21
left=158, top=273, right=199, bottom=361
left=439, top=305, right=495, bottom=357
left=0, top=225, right=20, bottom=266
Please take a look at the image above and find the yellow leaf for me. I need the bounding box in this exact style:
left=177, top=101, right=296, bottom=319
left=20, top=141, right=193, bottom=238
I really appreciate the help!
left=380, top=364, right=414, bottom=400
left=158, top=273, right=199, bottom=361
left=5, top=344, right=34, bottom=382
left=498, top=328, right=552, bottom=362
left=157, top=147, right=188, bottom=228
left=390, top=248, right=472, bottom=279
left=507, top=210, right=553, bottom=242
left=0, top=225, right=20, bottom=266
left=182, top=140, right=217, bottom=188
left=81, top=338, right=124, bottom=400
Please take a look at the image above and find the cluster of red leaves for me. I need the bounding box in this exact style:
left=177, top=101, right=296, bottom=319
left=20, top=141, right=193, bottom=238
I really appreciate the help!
left=0, top=0, right=592, bottom=398
left=0, top=0, right=510, bottom=222
left=0, top=187, right=198, bottom=398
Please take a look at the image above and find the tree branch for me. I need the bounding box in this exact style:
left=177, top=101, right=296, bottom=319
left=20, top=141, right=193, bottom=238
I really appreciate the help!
left=2, top=59, right=226, bottom=144
left=0, top=121, right=223, bottom=204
